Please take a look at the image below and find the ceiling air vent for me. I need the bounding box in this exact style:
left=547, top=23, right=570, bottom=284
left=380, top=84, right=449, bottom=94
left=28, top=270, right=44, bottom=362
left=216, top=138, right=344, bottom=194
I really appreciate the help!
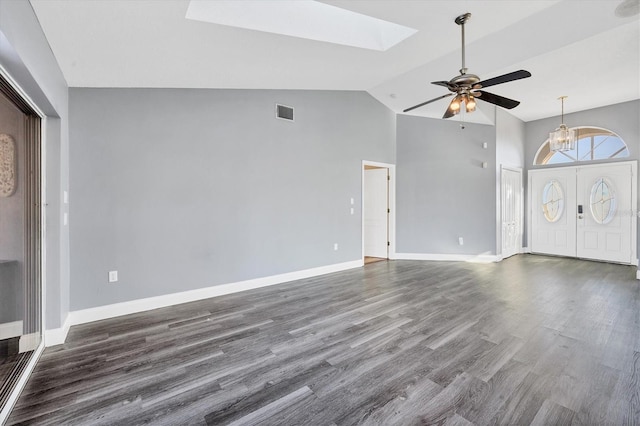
left=276, top=104, right=294, bottom=122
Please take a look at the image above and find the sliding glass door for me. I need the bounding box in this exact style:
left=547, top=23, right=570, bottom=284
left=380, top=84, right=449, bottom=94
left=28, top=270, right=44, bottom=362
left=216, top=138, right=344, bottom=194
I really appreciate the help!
left=0, top=74, right=42, bottom=414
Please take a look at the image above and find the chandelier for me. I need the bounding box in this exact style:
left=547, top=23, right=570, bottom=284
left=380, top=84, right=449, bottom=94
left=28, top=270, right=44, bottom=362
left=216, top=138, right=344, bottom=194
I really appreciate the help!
left=549, top=96, right=576, bottom=152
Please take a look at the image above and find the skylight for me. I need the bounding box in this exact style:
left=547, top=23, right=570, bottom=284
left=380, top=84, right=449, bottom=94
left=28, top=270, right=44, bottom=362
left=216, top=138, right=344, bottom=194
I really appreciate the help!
left=185, top=0, right=417, bottom=51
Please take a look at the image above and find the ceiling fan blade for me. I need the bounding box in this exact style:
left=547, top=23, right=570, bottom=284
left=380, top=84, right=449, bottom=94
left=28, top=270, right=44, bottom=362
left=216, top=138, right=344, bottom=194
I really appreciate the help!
left=475, top=90, right=520, bottom=109
left=476, top=70, right=531, bottom=89
left=431, top=81, right=458, bottom=91
left=403, top=93, right=453, bottom=113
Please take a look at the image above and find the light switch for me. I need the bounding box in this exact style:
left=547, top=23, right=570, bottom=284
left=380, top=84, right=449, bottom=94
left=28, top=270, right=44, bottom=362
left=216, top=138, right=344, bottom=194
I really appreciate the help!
left=63, top=190, right=69, bottom=204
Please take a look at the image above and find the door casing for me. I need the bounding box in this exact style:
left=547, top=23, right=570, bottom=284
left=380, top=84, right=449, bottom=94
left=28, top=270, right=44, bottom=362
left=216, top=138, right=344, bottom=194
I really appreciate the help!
left=362, top=161, right=396, bottom=261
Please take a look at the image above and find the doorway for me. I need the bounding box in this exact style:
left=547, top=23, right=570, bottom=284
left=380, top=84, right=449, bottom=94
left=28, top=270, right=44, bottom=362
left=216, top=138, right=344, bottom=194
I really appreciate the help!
left=362, top=161, right=395, bottom=264
left=529, top=162, right=637, bottom=264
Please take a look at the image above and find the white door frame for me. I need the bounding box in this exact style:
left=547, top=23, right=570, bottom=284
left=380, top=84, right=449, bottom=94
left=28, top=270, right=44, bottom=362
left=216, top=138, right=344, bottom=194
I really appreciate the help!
left=362, top=161, right=396, bottom=261
left=499, top=166, right=523, bottom=259
left=527, top=160, right=637, bottom=265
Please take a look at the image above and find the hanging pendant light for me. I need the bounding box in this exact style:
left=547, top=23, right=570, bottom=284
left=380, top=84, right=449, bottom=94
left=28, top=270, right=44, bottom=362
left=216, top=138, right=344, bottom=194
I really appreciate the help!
left=549, top=96, right=576, bottom=152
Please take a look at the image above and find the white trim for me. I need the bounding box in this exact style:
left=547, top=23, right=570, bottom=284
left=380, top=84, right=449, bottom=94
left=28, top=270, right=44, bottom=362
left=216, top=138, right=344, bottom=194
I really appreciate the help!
left=40, top=115, right=49, bottom=352
left=44, top=315, right=71, bottom=347
left=394, top=253, right=502, bottom=263
left=636, top=269, right=640, bottom=280
left=68, top=260, right=363, bottom=327
left=0, top=342, right=44, bottom=424
left=0, top=321, right=23, bottom=340
left=362, top=160, right=396, bottom=261
left=0, top=64, right=46, bottom=118
left=521, top=246, right=531, bottom=254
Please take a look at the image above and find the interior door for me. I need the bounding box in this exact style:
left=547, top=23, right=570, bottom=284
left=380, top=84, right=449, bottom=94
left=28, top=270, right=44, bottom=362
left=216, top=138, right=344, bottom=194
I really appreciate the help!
left=364, top=168, right=388, bottom=258
left=501, top=168, right=522, bottom=259
left=530, top=168, right=577, bottom=257
left=576, top=163, right=633, bottom=263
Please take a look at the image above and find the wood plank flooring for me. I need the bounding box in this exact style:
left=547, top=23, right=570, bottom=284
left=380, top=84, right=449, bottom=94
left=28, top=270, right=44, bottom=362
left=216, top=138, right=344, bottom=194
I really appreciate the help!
left=7, top=255, right=640, bottom=425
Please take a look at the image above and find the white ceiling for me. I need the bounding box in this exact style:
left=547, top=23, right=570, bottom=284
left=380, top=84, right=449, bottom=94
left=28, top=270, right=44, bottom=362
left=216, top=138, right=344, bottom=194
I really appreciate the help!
left=29, top=0, right=640, bottom=123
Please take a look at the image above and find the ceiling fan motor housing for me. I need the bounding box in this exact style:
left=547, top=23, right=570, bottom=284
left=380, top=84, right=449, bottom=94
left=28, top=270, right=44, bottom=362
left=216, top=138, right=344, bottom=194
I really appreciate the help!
left=450, top=73, right=481, bottom=92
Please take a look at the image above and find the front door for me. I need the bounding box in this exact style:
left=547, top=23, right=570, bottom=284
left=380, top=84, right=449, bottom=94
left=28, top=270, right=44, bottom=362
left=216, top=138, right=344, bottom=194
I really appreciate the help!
left=530, top=162, right=636, bottom=264
left=576, top=163, right=633, bottom=263
left=530, top=167, right=577, bottom=257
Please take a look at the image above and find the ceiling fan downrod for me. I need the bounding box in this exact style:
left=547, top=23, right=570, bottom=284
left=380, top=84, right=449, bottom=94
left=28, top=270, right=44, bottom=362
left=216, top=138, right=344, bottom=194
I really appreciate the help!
left=455, top=13, right=471, bottom=75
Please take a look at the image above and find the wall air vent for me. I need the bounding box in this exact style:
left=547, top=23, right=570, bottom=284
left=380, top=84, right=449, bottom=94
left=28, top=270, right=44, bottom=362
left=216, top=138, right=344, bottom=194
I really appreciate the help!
left=276, top=104, right=294, bottom=121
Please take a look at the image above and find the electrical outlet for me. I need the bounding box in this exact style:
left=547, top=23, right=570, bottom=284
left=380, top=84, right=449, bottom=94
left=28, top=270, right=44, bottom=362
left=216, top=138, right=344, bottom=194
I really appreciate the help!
left=108, top=270, right=118, bottom=283
left=350, top=207, right=354, bottom=215
left=458, top=237, right=464, bottom=246
left=334, top=243, right=339, bottom=251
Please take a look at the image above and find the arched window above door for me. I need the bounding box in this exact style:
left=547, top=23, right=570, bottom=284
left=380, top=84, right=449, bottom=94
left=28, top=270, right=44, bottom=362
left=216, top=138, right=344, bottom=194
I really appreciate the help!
left=534, top=127, right=629, bottom=166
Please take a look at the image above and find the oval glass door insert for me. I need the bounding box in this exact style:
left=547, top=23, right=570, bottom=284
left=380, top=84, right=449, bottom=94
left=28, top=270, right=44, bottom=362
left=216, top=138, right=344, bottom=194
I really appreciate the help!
left=590, top=177, right=617, bottom=224
left=542, top=180, right=564, bottom=222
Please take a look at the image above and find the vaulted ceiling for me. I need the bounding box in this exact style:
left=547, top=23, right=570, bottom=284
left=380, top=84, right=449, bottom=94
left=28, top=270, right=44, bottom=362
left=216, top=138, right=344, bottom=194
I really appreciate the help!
left=30, top=0, right=639, bottom=123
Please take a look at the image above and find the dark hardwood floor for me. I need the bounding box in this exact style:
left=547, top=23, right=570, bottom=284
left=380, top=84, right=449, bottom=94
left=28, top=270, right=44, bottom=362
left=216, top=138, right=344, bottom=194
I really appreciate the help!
left=7, top=255, right=640, bottom=425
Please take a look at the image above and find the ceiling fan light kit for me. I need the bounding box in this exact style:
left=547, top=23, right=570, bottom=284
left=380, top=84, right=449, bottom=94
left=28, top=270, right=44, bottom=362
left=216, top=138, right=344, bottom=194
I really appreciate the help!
left=404, top=13, right=532, bottom=119
left=549, top=96, right=577, bottom=152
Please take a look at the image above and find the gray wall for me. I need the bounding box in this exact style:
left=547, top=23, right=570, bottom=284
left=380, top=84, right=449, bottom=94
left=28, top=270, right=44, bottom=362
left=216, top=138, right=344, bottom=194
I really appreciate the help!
left=69, top=88, right=395, bottom=310
left=524, top=99, right=640, bottom=249
left=0, top=0, right=70, bottom=330
left=396, top=114, right=497, bottom=255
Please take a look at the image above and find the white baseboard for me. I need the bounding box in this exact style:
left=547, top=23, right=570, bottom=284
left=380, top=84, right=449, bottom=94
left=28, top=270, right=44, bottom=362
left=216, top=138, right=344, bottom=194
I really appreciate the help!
left=521, top=246, right=532, bottom=254
left=19, top=333, right=40, bottom=353
left=67, top=259, right=363, bottom=330
left=636, top=269, right=640, bottom=280
left=394, top=253, right=501, bottom=263
left=45, top=316, right=72, bottom=347
left=0, top=320, right=23, bottom=340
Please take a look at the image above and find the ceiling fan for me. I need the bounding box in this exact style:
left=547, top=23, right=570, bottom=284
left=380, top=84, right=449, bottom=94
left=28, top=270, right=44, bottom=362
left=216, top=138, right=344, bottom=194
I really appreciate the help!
left=404, top=13, right=531, bottom=118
